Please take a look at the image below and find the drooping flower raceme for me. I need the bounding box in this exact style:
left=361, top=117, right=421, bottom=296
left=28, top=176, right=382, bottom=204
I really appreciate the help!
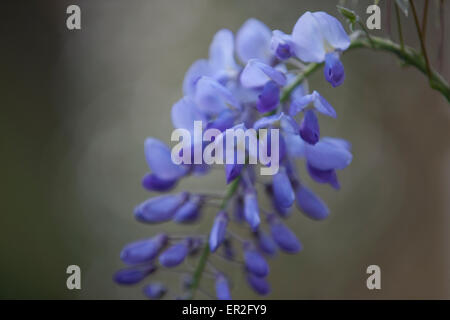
left=115, top=11, right=353, bottom=299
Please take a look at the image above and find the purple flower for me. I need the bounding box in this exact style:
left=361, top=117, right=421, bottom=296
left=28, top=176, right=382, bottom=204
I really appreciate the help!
left=145, top=138, right=188, bottom=180
left=208, top=29, right=239, bottom=81
left=209, top=211, right=228, bottom=252
left=244, top=245, right=269, bottom=277
left=134, top=192, right=188, bottom=223
left=215, top=274, right=232, bottom=300
left=173, top=195, right=203, bottom=223
left=256, top=80, right=280, bottom=113
left=292, top=11, right=350, bottom=62
left=269, top=218, right=302, bottom=253
left=120, top=233, right=168, bottom=265
left=295, top=184, right=330, bottom=220
left=159, top=242, right=189, bottom=268
left=272, top=168, right=295, bottom=209
left=206, top=110, right=235, bottom=132
left=171, top=96, right=207, bottom=134
left=244, top=190, right=260, bottom=230
left=114, top=264, right=156, bottom=285
left=225, top=163, right=244, bottom=184
left=183, top=59, right=212, bottom=97
left=268, top=186, right=292, bottom=217
left=290, top=90, right=337, bottom=118
left=143, top=138, right=188, bottom=189
left=306, top=163, right=340, bottom=190
left=141, top=173, right=177, bottom=192
left=236, top=18, right=272, bottom=64
left=291, top=11, right=350, bottom=86
left=182, top=29, right=239, bottom=96
left=246, top=273, right=270, bottom=295
left=194, top=76, right=240, bottom=116
left=324, top=52, right=345, bottom=87
left=255, top=230, right=277, bottom=256
left=299, top=109, right=320, bottom=145
left=143, top=283, right=167, bottom=299
left=270, top=30, right=295, bottom=60
left=305, top=137, right=352, bottom=170
left=241, top=59, right=287, bottom=88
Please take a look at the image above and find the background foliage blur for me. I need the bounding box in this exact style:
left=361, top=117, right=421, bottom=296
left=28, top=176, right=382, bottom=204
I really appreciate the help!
left=1, top=0, right=449, bottom=299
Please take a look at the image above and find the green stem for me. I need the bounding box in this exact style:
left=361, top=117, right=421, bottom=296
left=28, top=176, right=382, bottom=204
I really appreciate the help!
left=187, top=33, right=450, bottom=300
left=280, top=62, right=322, bottom=102
left=186, top=176, right=241, bottom=299
left=349, top=36, right=450, bottom=102
left=281, top=36, right=450, bottom=103
left=357, top=20, right=375, bottom=48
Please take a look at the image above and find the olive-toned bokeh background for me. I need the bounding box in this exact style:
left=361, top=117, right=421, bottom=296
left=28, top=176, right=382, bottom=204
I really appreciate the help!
left=1, top=0, right=449, bottom=299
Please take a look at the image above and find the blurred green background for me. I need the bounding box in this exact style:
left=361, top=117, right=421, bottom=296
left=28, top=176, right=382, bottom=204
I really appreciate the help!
left=1, top=0, right=450, bottom=299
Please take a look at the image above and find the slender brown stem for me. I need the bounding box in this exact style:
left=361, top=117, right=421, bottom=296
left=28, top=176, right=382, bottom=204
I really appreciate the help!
left=422, top=0, right=429, bottom=39
left=410, top=0, right=432, bottom=82
left=386, top=0, right=392, bottom=37
left=438, top=0, right=445, bottom=72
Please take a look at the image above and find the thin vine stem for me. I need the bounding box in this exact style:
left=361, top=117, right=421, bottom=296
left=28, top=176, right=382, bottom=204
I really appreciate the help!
left=186, top=176, right=241, bottom=299
left=421, top=0, right=429, bottom=40
left=350, top=36, right=449, bottom=102
left=186, top=33, right=450, bottom=300
left=410, top=0, right=433, bottom=82
left=394, top=2, right=405, bottom=53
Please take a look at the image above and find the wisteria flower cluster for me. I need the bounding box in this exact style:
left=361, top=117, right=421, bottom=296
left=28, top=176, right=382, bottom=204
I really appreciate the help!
left=114, top=11, right=353, bottom=299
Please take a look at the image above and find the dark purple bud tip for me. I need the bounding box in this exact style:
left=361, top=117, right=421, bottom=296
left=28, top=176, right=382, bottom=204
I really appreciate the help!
left=271, top=30, right=294, bottom=60
left=275, top=42, right=293, bottom=60
left=225, top=163, right=244, bottom=184
left=158, top=242, right=188, bottom=268
left=143, top=282, right=167, bottom=299
left=113, top=264, right=156, bottom=285
left=306, top=163, right=340, bottom=190
left=299, top=109, right=320, bottom=145
left=120, top=233, right=168, bottom=265
left=247, top=273, right=270, bottom=296
left=324, top=52, right=345, bottom=88
left=215, top=274, right=232, bottom=300
left=256, top=81, right=280, bottom=113
left=244, top=246, right=270, bottom=277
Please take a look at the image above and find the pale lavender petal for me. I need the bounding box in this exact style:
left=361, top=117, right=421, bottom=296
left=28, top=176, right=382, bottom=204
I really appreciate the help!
left=236, top=18, right=272, bottom=64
